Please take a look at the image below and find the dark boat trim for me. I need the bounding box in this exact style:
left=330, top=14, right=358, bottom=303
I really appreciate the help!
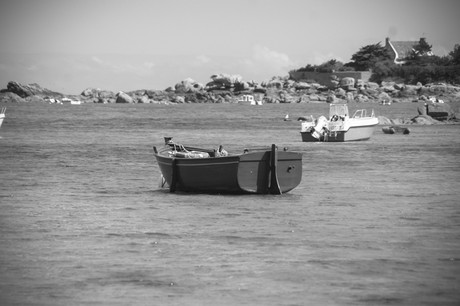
left=269, top=144, right=282, bottom=194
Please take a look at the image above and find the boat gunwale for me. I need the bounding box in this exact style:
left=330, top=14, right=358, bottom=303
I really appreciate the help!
left=155, top=157, right=240, bottom=167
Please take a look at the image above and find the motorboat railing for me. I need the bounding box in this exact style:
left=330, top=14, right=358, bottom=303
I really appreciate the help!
left=352, top=109, right=375, bottom=118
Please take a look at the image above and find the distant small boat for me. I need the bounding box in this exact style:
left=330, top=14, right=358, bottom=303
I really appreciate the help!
left=0, top=107, right=5, bottom=128
left=153, top=137, right=303, bottom=194
left=62, top=97, right=82, bottom=105
left=238, top=94, right=263, bottom=105
left=300, top=104, right=378, bottom=142
left=382, top=126, right=410, bottom=135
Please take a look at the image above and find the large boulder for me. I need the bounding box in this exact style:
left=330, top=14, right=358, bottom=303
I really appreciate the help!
left=360, top=88, right=379, bottom=99
left=326, top=93, right=337, bottom=103
left=295, top=81, right=311, bottom=90
left=99, top=90, right=115, bottom=99
left=377, top=92, right=392, bottom=104
left=234, top=81, right=250, bottom=92
left=378, top=116, right=392, bottom=125
left=298, top=94, right=310, bottom=103
left=81, top=88, right=115, bottom=99
left=340, top=77, right=355, bottom=89
left=137, top=95, right=150, bottom=104
left=355, top=94, right=369, bottom=103
left=420, top=83, right=460, bottom=96
left=210, top=74, right=242, bottom=87
left=417, top=104, right=427, bottom=115
left=308, top=94, right=321, bottom=102
left=265, top=79, right=283, bottom=89
left=278, top=91, right=296, bottom=103
left=335, top=87, right=347, bottom=99
left=81, top=88, right=100, bottom=97
left=174, top=96, right=185, bottom=103
left=175, top=78, right=204, bottom=93
left=346, top=92, right=354, bottom=102
left=381, top=81, right=397, bottom=93
left=25, top=95, right=46, bottom=103
left=411, top=115, right=439, bottom=125
left=97, top=97, right=115, bottom=104
left=356, top=79, right=365, bottom=90
left=115, top=91, right=133, bottom=103
left=0, top=92, right=25, bottom=103
left=397, top=84, right=420, bottom=98
left=365, top=82, right=380, bottom=90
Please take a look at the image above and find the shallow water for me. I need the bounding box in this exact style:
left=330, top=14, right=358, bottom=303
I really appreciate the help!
left=0, top=102, right=459, bottom=305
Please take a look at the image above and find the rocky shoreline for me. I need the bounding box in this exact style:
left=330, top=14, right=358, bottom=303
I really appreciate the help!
left=0, top=74, right=459, bottom=124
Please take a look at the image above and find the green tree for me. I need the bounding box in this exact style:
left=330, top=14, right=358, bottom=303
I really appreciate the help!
left=370, top=60, right=398, bottom=82
left=449, top=44, right=460, bottom=65
left=412, top=37, right=432, bottom=57
left=350, top=42, right=392, bottom=71
left=317, top=59, right=344, bottom=72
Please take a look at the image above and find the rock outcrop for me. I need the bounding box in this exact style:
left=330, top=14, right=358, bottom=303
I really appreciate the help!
left=174, top=78, right=204, bottom=93
left=1, top=76, right=459, bottom=122
left=0, top=92, right=25, bottom=103
left=4, top=81, right=63, bottom=98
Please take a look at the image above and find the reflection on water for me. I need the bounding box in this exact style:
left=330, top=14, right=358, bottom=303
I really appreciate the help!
left=0, top=103, right=459, bottom=305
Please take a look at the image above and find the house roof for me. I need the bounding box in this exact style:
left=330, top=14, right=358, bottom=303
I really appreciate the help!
left=390, top=41, right=418, bottom=59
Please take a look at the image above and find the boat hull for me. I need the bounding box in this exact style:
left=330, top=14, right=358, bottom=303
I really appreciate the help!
left=301, top=119, right=378, bottom=142
left=0, top=108, right=5, bottom=128
left=300, top=104, right=378, bottom=142
left=154, top=147, right=302, bottom=194
left=237, top=150, right=302, bottom=194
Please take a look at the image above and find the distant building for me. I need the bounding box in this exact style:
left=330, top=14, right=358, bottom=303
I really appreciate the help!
left=385, top=37, right=433, bottom=65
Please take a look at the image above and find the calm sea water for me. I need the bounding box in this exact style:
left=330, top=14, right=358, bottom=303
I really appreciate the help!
left=0, top=102, right=459, bottom=306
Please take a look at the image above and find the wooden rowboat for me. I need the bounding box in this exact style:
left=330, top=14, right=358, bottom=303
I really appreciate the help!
left=153, top=138, right=303, bottom=194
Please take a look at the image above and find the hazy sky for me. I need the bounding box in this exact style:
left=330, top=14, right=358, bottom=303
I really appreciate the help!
left=0, top=0, right=459, bottom=94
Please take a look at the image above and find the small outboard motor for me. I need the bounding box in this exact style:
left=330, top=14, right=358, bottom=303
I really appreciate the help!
left=311, top=116, right=328, bottom=140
